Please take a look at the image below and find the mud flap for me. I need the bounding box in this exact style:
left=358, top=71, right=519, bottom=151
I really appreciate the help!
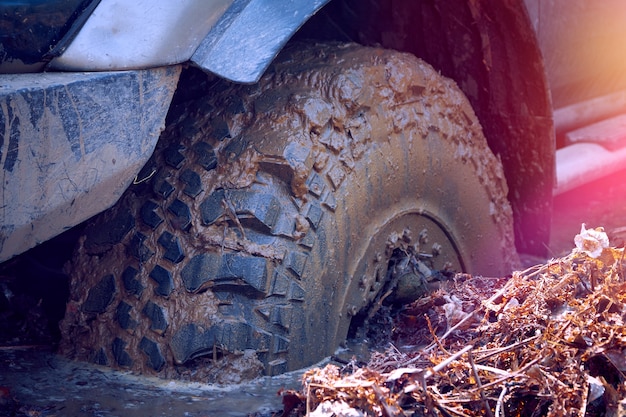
left=0, top=66, right=181, bottom=262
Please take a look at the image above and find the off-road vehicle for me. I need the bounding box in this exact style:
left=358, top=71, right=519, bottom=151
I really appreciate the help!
left=3, top=0, right=626, bottom=380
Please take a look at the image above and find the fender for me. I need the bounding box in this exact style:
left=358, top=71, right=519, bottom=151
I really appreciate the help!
left=192, top=0, right=331, bottom=83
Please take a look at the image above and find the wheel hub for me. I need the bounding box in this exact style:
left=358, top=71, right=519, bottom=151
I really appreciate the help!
left=346, top=210, right=464, bottom=315
left=385, top=247, right=437, bottom=305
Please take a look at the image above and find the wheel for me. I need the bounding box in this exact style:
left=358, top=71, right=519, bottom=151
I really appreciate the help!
left=60, top=43, right=519, bottom=381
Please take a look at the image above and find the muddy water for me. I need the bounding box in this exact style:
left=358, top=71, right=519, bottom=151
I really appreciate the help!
left=0, top=348, right=322, bottom=416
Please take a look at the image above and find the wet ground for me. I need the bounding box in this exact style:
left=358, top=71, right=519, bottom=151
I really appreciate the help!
left=2, top=169, right=626, bottom=416
left=0, top=346, right=311, bottom=417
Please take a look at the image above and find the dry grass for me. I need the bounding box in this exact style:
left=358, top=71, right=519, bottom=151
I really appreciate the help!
left=282, top=226, right=626, bottom=416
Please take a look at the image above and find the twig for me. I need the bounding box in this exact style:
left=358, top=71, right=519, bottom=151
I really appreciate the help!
left=330, top=380, right=375, bottom=389
left=538, top=367, right=569, bottom=389
left=429, top=345, right=474, bottom=378
left=306, top=381, right=312, bottom=416
left=425, top=279, right=516, bottom=351
left=474, top=364, right=513, bottom=377
left=402, top=345, right=474, bottom=393
left=495, top=386, right=507, bottom=417
left=435, top=403, right=464, bottom=417
left=517, top=262, right=546, bottom=279
left=578, top=377, right=589, bottom=417
left=467, top=357, right=540, bottom=393
left=425, top=314, right=449, bottom=355
left=0, top=344, right=50, bottom=351
left=367, top=289, right=393, bottom=321
left=403, top=352, right=427, bottom=367
left=619, top=246, right=625, bottom=282
left=372, top=383, right=402, bottom=417
left=221, top=198, right=246, bottom=239
left=475, top=334, right=540, bottom=363
left=133, top=167, right=156, bottom=184
left=421, top=372, right=436, bottom=417
left=468, top=350, right=494, bottom=417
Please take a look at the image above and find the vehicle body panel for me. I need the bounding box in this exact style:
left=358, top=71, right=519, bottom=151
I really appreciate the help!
left=525, top=0, right=626, bottom=194
left=525, top=0, right=626, bottom=109
left=191, top=0, right=330, bottom=83
left=49, top=0, right=233, bottom=70
left=0, top=66, right=180, bottom=262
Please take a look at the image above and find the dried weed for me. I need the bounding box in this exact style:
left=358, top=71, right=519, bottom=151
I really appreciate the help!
left=284, top=227, right=626, bottom=416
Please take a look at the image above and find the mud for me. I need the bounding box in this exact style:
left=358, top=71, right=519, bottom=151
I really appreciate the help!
left=0, top=347, right=307, bottom=416
left=60, top=42, right=518, bottom=383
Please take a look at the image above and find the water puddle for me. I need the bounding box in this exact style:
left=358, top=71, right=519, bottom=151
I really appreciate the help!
left=0, top=347, right=323, bottom=416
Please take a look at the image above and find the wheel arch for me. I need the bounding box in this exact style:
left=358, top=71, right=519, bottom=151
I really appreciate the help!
left=294, top=0, right=555, bottom=258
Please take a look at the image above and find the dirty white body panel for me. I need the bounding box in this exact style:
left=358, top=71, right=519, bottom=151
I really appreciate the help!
left=0, top=67, right=181, bottom=262
left=49, top=0, right=233, bottom=70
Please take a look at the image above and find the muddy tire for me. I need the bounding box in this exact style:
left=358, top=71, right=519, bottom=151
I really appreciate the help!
left=60, top=43, right=518, bottom=380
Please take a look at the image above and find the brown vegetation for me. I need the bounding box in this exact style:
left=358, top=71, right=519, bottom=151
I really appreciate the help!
left=282, top=226, right=626, bottom=416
